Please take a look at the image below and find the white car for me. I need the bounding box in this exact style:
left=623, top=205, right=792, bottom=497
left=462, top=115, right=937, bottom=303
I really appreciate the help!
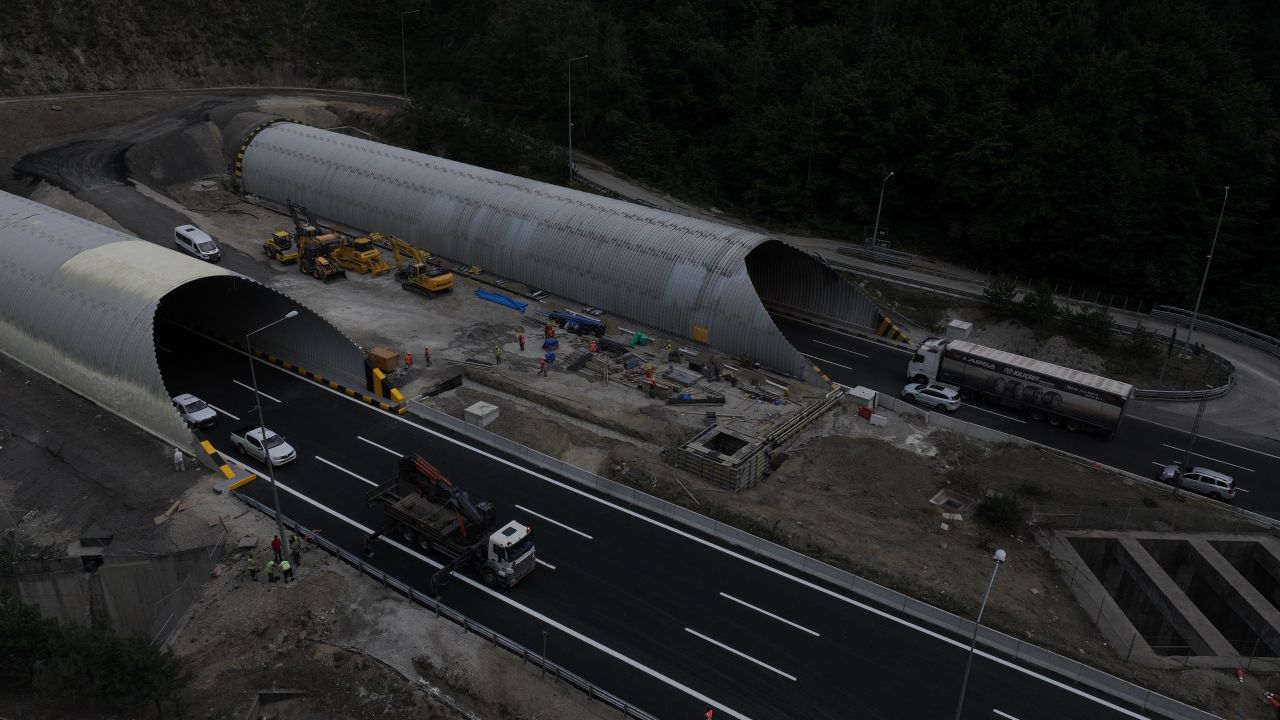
left=230, top=426, right=297, bottom=467
left=901, top=382, right=961, bottom=412
left=172, top=393, right=218, bottom=428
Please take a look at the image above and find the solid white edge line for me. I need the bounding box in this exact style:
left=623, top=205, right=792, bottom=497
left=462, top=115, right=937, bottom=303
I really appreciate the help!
left=207, top=330, right=1156, bottom=720
left=1158, top=443, right=1254, bottom=472
left=224, top=454, right=751, bottom=720
left=800, top=353, right=852, bottom=370
left=993, top=710, right=1021, bottom=720
left=358, top=435, right=404, bottom=457
left=812, top=339, right=869, bottom=357
left=207, top=403, right=240, bottom=421
left=314, top=456, right=378, bottom=487
left=536, top=558, right=557, bottom=570
left=685, top=627, right=797, bottom=681
left=1126, top=414, right=1280, bottom=461
left=515, top=504, right=594, bottom=540
left=719, top=592, right=820, bottom=637
left=233, top=378, right=282, bottom=403
left=778, top=315, right=914, bottom=355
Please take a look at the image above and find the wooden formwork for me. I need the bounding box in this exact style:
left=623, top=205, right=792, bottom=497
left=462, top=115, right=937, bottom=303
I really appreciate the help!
left=675, top=425, right=770, bottom=491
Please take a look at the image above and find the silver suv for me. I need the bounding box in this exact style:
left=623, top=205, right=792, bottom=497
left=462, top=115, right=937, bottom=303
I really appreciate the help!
left=1158, top=464, right=1235, bottom=501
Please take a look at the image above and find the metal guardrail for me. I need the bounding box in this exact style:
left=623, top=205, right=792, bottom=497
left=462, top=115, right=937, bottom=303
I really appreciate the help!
left=228, top=491, right=659, bottom=720
left=398, top=398, right=1218, bottom=720
left=1153, top=305, right=1280, bottom=360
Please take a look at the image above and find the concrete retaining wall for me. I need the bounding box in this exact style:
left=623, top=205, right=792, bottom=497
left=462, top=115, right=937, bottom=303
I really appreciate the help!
left=2, top=543, right=224, bottom=645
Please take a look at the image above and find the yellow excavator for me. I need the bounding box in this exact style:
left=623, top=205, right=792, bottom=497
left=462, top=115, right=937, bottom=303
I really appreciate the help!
left=389, top=235, right=454, bottom=296
left=331, top=235, right=392, bottom=276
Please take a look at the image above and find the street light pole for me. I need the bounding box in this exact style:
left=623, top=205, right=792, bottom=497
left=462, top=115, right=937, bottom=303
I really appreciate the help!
left=1159, top=186, right=1228, bottom=385
left=568, top=54, right=588, bottom=184
left=400, top=9, right=421, bottom=100
left=954, top=548, right=1006, bottom=720
left=246, top=310, right=299, bottom=558
left=870, top=170, right=894, bottom=246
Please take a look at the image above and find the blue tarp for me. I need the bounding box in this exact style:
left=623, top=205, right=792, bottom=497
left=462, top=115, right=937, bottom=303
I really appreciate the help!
left=474, top=289, right=527, bottom=313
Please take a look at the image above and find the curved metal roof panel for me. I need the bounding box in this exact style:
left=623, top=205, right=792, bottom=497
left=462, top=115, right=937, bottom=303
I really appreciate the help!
left=238, top=122, right=867, bottom=374
left=0, top=191, right=367, bottom=449
left=0, top=194, right=229, bottom=446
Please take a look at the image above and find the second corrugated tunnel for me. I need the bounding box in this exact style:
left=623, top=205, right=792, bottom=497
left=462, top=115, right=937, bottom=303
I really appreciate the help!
left=236, top=120, right=889, bottom=377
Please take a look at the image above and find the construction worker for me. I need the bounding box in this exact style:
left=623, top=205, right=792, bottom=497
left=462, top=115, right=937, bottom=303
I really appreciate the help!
left=518, top=333, right=525, bottom=351
left=495, top=346, right=502, bottom=365
left=538, top=358, right=548, bottom=376
left=704, top=708, right=714, bottom=720
left=247, top=555, right=258, bottom=582
left=405, top=352, right=413, bottom=369
left=424, top=347, right=432, bottom=366
left=589, top=338, right=598, bottom=353
left=544, top=322, right=554, bottom=338
left=265, top=559, right=277, bottom=583
left=271, top=535, right=282, bottom=562
left=289, top=533, right=302, bottom=567
left=279, top=558, right=293, bottom=583
left=173, top=447, right=185, bottom=472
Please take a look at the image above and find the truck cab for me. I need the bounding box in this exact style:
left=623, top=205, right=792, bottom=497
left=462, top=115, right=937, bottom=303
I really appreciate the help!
left=907, top=337, right=946, bottom=384
left=486, top=521, right=536, bottom=587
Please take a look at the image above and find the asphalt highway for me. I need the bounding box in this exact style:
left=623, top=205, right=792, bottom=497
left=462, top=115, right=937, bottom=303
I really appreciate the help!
left=157, top=321, right=1170, bottom=720
left=775, top=317, right=1280, bottom=519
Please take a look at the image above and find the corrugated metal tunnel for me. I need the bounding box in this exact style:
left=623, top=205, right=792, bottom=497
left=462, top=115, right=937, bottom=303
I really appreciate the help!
left=0, top=191, right=364, bottom=449
left=236, top=122, right=883, bottom=376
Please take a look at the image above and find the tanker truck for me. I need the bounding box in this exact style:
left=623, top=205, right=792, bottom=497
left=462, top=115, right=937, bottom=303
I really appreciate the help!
left=906, top=337, right=1135, bottom=436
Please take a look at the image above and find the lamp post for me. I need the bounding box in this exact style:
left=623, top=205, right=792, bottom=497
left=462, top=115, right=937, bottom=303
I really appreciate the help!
left=954, top=548, right=1006, bottom=720
left=1159, top=186, right=1229, bottom=385
left=246, top=310, right=299, bottom=558
left=400, top=9, right=421, bottom=100
left=870, top=170, right=894, bottom=246
left=568, top=54, right=588, bottom=183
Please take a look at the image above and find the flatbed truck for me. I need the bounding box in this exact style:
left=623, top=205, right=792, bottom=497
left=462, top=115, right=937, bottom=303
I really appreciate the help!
left=367, top=454, right=535, bottom=592
left=907, top=336, right=1135, bottom=435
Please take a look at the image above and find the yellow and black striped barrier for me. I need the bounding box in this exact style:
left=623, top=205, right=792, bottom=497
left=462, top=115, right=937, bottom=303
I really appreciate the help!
left=204, top=441, right=257, bottom=494
left=874, top=314, right=910, bottom=343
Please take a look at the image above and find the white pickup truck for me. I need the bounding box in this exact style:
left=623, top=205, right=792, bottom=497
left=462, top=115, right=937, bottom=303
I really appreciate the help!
left=229, top=426, right=298, bottom=467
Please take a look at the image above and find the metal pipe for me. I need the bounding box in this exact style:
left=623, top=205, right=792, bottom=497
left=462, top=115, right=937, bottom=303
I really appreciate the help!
left=954, top=548, right=1006, bottom=720
left=870, top=170, right=894, bottom=246
left=400, top=10, right=421, bottom=100
left=246, top=310, right=299, bottom=558
left=568, top=55, right=588, bottom=183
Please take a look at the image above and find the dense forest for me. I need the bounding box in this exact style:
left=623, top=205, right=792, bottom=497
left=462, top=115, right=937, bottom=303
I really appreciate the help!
left=6, top=1, right=1278, bottom=332
left=369, top=0, right=1280, bottom=334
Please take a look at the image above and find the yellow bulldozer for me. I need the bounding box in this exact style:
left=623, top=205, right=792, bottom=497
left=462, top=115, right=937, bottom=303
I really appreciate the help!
left=331, top=235, right=392, bottom=276
left=389, top=235, right=454, bottom=296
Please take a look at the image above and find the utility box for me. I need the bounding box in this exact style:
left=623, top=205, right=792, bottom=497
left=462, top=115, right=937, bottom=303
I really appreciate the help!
left=368, top=346, right=399, bottom=373
left=464, top=401, right=500, bottom=428
left=945, top=320, right=973, bottom=339
left=846, top=385, right=877, bottom=411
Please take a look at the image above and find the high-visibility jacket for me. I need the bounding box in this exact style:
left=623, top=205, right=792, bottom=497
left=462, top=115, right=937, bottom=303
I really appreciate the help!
left=247, top=557, right=256, bottom=570
left=265, top=560, right=276, bottom=574
left=279, top=560, right=292, bottom=573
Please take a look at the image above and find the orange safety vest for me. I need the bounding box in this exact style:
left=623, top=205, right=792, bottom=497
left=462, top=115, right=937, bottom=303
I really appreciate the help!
left=405, top=352, right=413, bottom=367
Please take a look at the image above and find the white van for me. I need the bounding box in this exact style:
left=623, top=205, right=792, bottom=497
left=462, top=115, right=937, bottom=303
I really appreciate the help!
left=174, top=224, right=222, bottom=262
